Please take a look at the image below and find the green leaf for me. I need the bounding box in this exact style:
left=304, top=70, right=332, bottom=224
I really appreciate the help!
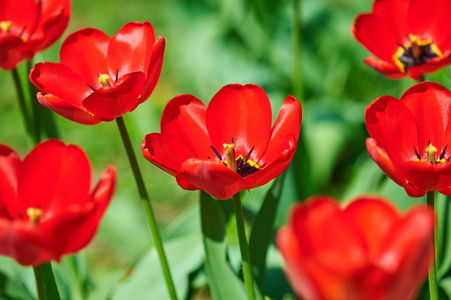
left=437, top=194, right=451, bottom=279
left=249, top=173, right=285, bottom=292
left=200, top=191, right=247, bottom=300
left=0, top=257, right=35, bottom=300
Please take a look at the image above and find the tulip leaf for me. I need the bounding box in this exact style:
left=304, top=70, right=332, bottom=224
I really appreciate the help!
left=249, top=173, right=285, bottom=292
left=0, top=257, right=35, bottom=300
left=437, top=194, right=451, bottom=279
left=200, top=191, right=247, bottom=300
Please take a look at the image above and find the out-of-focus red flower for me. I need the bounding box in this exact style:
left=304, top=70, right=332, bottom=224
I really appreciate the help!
left=352, top=0, right=451, bottom=80
left=0, top=0, right=71, bottom=70
left=142, top=84, right=302, bottom=200
left=0, top=139, right=116, bottom=266
left=29, top=21, right=165, bottom=125
left=366, top=81, right=451, bottom=197
left=276, top=195, right=434, bottom=300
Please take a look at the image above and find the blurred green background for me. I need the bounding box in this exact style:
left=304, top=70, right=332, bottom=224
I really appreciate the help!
left=2, top=0, right=451, bottom=299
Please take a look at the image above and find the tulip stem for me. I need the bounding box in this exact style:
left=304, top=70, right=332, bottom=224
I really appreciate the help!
left=232, top=192, right=256, bottom=300
left=115, top=116, right=178, bottom=300
left=427, top=191, right=439, bottom=300
left=33, top=263, right=61, bottom=300
left=11, top=68, right=38, bottom=144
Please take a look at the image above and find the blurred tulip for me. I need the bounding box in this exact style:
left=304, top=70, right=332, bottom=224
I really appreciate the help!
left=0, top=139, right=116, bottom=266
left=276, top=195, right=435, bottom=300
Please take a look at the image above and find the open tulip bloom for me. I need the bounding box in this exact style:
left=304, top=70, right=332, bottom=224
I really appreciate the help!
left=366, top=81, right=451, bottom=197
left=29, top=21, right=165, bottom=125
left=276, top=195, right=435, bottom=300
left=0, top=0, right=71, bottom=70
left=142, top=83, right=302, bottom=200
left=0, top=139, right=116, bottom=266
left=352, top=0, right=451, bottom=80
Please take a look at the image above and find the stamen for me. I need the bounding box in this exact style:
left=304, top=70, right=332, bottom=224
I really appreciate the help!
left=115, top=69, right=119, bottom=83
left=244, top=146, right=255, bottom=163
left=440, top=145, right=448, bottom=160
left=87, top=83, right=96, bottom=91
left=26, top=207, right=42, bottom=224
left=98, top=74, right=111, bottom=87
left=0, top=21, right=12, bottom=33
left=223, top=143, right=237, bottom=172
left=210, top=145, right=223, bottom=161
left=425, top=143, right=437, bottom=165
left=414, top=146, right=421, bottom=160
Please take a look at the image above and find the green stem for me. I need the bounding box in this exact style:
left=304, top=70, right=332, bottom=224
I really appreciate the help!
left=11, top=68, right=38, bottom=144
left=427, top=191, right=439, bottom=300
left=115, top=116, right=178, bottom=300
left=232, top=192, right=256, bottom=300
left=292, top=0, right=303, bottom=101
left=33, top=263, right=61, bottom=300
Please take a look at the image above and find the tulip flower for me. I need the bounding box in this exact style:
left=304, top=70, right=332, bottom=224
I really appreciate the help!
left=0, top=139, right=116, bottom=266
left=142, top=83, right=302, bottom=200
left=352, top=0, right=451, bottom=80
left=276, top=195, right=435, bottom=300
left=29, top=21, right=165, bottom=125
left=366, top=81, right=451, bottom=197
left=0, top=0, right=71, bottom=70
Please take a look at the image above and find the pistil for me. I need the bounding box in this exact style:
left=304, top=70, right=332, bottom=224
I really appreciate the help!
left=0, top=21, right=12, bottom=33
left=426, top=143, right=438, bottom=165
left=223, top=143, right=238, bottom=172
left=26, top=207, right=42, bottom=224
left=98, top=74, right=111, bottom=87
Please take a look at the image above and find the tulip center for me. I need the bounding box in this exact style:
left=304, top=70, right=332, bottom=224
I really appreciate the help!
left=98, top=74, right=112, bottom=87
left=210, top=140, right=261, bottom=177
left=414, top=142, right=449, bottom=164
left=26, top=207, right=42, bottom=224
left=0, top=21, right=11, bottom=33
left=393, top=34, right=443, bottom=72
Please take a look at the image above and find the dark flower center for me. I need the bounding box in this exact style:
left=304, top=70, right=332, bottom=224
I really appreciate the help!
left=393, top=35, right=442, bottom=72
left=210, top=139, right=261, bottom=178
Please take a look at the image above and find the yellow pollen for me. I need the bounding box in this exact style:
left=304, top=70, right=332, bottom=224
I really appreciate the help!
left=425, top=144, right=438, bottom=165
left=26, top=207, right=42, bottom=224
left=223, top=143, right=237, bottom=172
left=98, top=74, right=111, bottom=87
left=0, top=21, right=12, bottom=33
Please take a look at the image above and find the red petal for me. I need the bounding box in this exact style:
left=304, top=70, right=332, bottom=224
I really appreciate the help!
left=343, top=197, right=398, bottom=258
left=82, top=71, right=145, bottom=121
left=0, top=0, right=38, bottom=38
left=18, top=140, right=91, bottom=219
left=37, top=93, right=102, bottom=125
left=379, top=205, right=434, bottom=299
left=398, top=160, right=451, bottom=192
left=0, top=145, right=20, bottom=219
left=406, top=54, right=451, bottom=80
left=29, top=0, right=71, bottom=52
left=365, top=95, right=419, bottom=163
left=142, top=133, right=198, bottom=176
left=160, top=94, right=211, bottom=159
left=0, top=34, right=33, bottom=70
left=60, top=28, right=110, bottom=89
left=176, top=159, right=248, bottom=200
left=258, top=96, right=301, bottom=166
left=206, top=84, right=272, bottom=161
left=363, top=57, right=406, bottom=80
left=108, top=21, right=155, bottom=80
left=400, top=82, right=451, bottom=154
left=29, top=62, right=92, bottom=111
left=352, top=14, right=401, bottom=62
left=141, top=35, right=165, bottom=101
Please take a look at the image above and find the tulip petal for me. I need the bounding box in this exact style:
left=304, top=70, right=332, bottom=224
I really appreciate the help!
left=60, top=28, right=110, bottom=89
left=82, top=71, right=145, bottom=121
left=37, top=93, right=102, bottom=125
left=0, top=145, right=20, bottom=219
left=0, top=35, right=33, bottom=70
left=363, top=57, right=407, bottom=80
left=18, top=140, right=91, bottom=218
left=108, top=21, right=155, bottom=79
left=206, top=84, right=272, bottom=161
left=0, top=0, right=38, bottom=37
left=29, top=62, right=92, bottom=111
left=141, top=36, right=165, bottom=101
left=160, top=94, right=211, bottom=159
left=142, top=133, right=198, bottom=176
left=176, top=159, right=248, bottom=200
left=398, top=160, right=451, bottom=192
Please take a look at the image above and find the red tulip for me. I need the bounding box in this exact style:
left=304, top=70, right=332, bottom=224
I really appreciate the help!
left=142, top=84, right=302, bottom=200
left=0, top=0, right=71, bottom=70
left=276, top=195, right=434, bottom=300
left=0, top=139, right=116, bottom=266
left=366, top=81, right=451, bottom=197
left=352, top=0, right=451, bottom=80
left=29, top=21, right=165, bottom=125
